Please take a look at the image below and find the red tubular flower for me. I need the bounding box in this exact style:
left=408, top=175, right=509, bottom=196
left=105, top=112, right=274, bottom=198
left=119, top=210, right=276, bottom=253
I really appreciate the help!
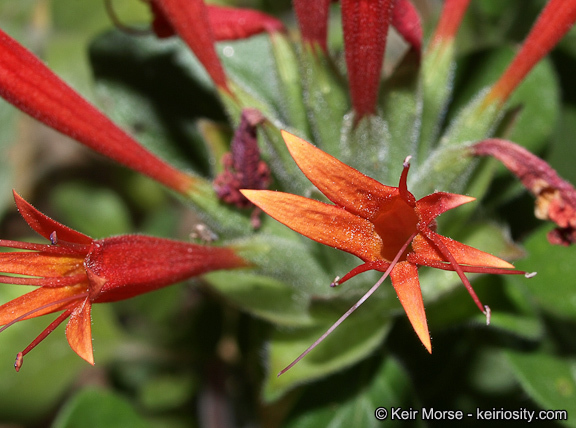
left=391, top=0, right=422, bottom=53
left=471, top=139, right=576, bottom=246
left=0, top=191, right=249, bottom=370
left=151, top=2, right=285, bottom=41
left=428, top=0, right=471, bottom=50
left=486, top=0, right=576, bottom=105
left=207, top=5, right=285, bottom=40
left=0, top=29, right=196, bottom=195
left=154, top=0, right=231, bottom=93
left=293, top=0, right=332, bottom=52
left=242, top=131, right=528, bottom=373
left=341, top=0, right=394, bottom=120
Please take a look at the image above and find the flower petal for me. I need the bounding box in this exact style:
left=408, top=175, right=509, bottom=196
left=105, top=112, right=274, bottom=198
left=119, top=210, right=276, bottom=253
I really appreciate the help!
left=241, top=190, right=383, bottom=262
left=293, top=0, right=331, bottom=51
left=390, top=261, right=431, bottom=353
left=428, top=0, right=471, bottom=48
left=13, top=191, right=93, bottom=246
left=392, top=0, right=422, bottom=53
left=411, top=233, right=515, bottom=269
left=281, top=131, right=398, bottom=220
left=486, top=0, right=576, bottom=103
left=154, top=0, right=230, bottom=92
left=0, top=252, right=84, bottom=278
left=341, top=0, right=393, bottom=118
left=65, top=299, right=94, bottom=365
left=0, top=284, right=87, bottom=325
left=471, top=139, right=576, bottom=245
left=416, top=191, right=475, bottom=225
left=207, top=5, right=285, bottom=40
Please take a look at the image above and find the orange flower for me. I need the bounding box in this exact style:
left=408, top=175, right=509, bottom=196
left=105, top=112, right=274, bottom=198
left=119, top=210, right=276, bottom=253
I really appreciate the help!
left=0, top=192, right=248, bottom=371
left=242, top=131, right=529, bottom=373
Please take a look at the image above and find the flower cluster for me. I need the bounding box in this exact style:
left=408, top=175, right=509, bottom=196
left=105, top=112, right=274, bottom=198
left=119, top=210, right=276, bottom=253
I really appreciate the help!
left=0, top=0, right=575, bottom=421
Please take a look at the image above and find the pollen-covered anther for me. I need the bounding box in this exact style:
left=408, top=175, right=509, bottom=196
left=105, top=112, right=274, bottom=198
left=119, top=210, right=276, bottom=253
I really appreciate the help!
left=330, top=276, right=341, bottom=287
left=484, top=305, right=491, bottom=326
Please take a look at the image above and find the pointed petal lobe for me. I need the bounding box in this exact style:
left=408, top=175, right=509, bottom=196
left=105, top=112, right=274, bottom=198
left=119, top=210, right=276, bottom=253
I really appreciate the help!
left=0, top=284, right=87, bottom=325
left=13, top=191, right=92, bottom=246
left=390, top=261, right=431, bottom=353
left=416, top=192, right=475, bottom=225
left=65, top=299, right=94, bottom=365
left=281, top=131, right=398, bottom=220
left=411, top=233, right=515, bottom=269
left=241, top=189, right=383, bottom=262
left=293, top=0, right=331, bottom=51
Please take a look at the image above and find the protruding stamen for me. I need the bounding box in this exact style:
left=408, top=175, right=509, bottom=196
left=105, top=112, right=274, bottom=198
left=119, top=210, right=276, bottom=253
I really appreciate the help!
left=278, top=232, right=418, bottom=377
left=330, top=276, right=341, bottom=287
left=525, top=271, right=537, bottom=279
left=484, top=305, right=491, bottom=325
left=403, top=155, right=412, bottom=168
left=420, top=228, right=486, bottom=313
left=14, top=309, right=73, bottom=370
left=50, top=231, right=58, bottom=245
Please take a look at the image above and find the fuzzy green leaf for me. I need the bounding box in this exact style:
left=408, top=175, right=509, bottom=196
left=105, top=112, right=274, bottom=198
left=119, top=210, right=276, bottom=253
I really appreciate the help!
left=52, top=388, right=152, bottom=428
left=263, top=296, right=394, bottom=402
left=506, top=351, right=576, bottom=427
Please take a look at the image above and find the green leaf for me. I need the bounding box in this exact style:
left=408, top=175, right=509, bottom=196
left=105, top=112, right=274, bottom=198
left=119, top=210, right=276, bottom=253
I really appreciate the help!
left=444, top=48, right=559, bottom=152
left=218, top=34, right=284, bottom=122
left=486, top=312, right=544, bottom=342
left=204, top=272, right=313, bottom=327
left=138, top=374, right=196, bottom=412
left=415, top=48, right=560, bottom=195
left=52, top=388, right=152, bottom=428
left=340, top=114, right=391, bottom=183
left=51, top=182, right=132, bottom=238
left=418, top=39, right=457, bottom=158
left=299, top=46, right=349, bottom=158
left=0, top=300, right=122, bottom=424
left=269, top=33, right=310, bottom=134
left=549, top=106, right=576, bottom=185
left=380, top=52, right=421, bottom=181
left=89, top=30, right=225, bottom=175
left=263, top=296, right=394, bottom=402
left=284, top=355, right=413, bottom=428
left=506, top=351, right=576, bottom=427
left=0, top=100, right=18, bottom=215
left=510, top=226, right=576, bottom=319
left=234, top=233, right=333, bottom=298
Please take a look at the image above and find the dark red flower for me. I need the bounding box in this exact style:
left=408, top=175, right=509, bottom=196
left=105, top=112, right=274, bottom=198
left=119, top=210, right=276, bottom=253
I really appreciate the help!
left=0, top=192, right=249, bottom=370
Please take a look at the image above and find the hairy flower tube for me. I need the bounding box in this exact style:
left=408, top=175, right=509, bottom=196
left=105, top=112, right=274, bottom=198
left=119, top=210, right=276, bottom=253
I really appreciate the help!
left=0, top=29, right=196, bottom=195
left=0, top=192, right=249, bottom=371
left=242, top=131, right=530, bottom=373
